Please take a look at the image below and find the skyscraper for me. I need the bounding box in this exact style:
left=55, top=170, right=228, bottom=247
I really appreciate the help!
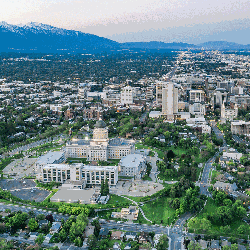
left=162, top=82, right=178, bottom=121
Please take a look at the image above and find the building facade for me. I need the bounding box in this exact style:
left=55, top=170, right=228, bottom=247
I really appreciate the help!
left=120, top=86, right=135, bottom=105
left=119, top=154, right=146, bottom=179
left=65, top=120, right=135, bottom=161
left=162, top=82, right=178, bottom=121
left=231, top=120, right=250, bottom=135
left=40, top=163, right=118, bottom=186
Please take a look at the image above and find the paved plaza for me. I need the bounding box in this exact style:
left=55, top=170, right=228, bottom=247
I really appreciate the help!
left=110, top=180, right=164, bottom=196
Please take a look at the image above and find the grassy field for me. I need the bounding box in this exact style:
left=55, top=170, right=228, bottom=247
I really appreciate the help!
left=211, top=170, right=221, bottom=184
left=141, top=196, right=176, bottom=225
left=107, top=194, right=133, bottom=206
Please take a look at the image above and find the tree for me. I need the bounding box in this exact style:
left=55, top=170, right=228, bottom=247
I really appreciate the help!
left=74, top=236, right=83, bottom=247
left=156, top=234, right=169, bottom=250
left=28, top=218, right=39, bottom=232
left=92, top=219, right=101, bottom=238
left=0, top=223, right=6, bottom=233
left=87, top=235, right=97, bottom=250
left=188, top=218, right=211, bottom=233
left=188, top=241, right=202, bottom=250
left=101, top=178, right=109, bottom=196
left=35, top=234, right=45, bottom=245
left=46, top=214, right=54, bottom=223
left=58, top=228, right=67, bottom=242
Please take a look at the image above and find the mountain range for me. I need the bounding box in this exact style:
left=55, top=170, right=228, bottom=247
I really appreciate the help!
left=0, top=22, right=250, bottom=53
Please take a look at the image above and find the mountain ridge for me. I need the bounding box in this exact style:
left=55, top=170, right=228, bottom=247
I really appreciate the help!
left=0, top=22, right=249, bottom=52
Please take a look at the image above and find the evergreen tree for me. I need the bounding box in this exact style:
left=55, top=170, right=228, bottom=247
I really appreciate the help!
left=103, top=178, right=109, bottom=196
left=100, top=179, right=104, bottom=195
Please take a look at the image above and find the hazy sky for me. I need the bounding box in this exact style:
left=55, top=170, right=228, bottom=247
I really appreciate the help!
left=1, top=0, right=250, bottom=43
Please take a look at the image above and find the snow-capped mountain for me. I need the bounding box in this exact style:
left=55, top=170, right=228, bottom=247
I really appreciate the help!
left=0, top=22, right=119, bottom=53
left=0, top=22, right=249, bottom=53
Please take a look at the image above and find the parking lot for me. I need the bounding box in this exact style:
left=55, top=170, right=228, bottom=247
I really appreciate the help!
left=0, top=179, right=36, bottom=190
left=0, top=179, right=50, bottom=202
left=2, top=157, right=37, bottom=178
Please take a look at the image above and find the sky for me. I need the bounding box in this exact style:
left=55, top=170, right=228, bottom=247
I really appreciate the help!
left=1, top=0, right=250, bottom=44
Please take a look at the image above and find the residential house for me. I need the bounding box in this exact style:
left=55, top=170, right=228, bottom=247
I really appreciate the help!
left=199, top=239, right=208, bottom=249
left=221, top=240, right=231, bottom=248
left=111, top=206, right=139, bottom=221
left=110, top=231, right=123, bottom=240
left=210, top=240, right=221, bottom=250
left=29, top=232, right=39, bottom=240
left=138, top=232, right=148, bottom=244
left=50, top=222, right=61, bottom=234
left=124, top=243, right=132, bottom=250
left=99, top=228, right=110, bottom=238
left=113, top=242, right=121, bottom=250
left=44, top=234, right=53, bottom=243
left=125, top=232, right=137, bottom=241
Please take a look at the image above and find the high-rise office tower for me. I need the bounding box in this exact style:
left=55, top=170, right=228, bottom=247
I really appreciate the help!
left=162, top=82, right=178, bottom=121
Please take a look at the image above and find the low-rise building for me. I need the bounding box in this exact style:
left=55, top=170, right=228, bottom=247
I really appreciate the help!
left=119, top=154, right=146, bottom=179
left=231, top=120, right=250, bottom=135
left=223, top=148, right=242, bottom=161
left=36, top=151, right=65, bottom=179
left=111, top=206, right=139, bottom=220
left=40, top=163, right=118, bottom=186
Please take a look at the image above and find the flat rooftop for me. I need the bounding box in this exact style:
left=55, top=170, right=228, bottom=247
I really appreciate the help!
left=36, top=151, right=64, bottom=165
left=120, top=154, right=145, bottom=168
left=50, top=187, right=96, bottom=204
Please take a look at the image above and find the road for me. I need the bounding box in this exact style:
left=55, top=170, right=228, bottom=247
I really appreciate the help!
left=232, top=134, right=250, bottom=146
left=147, top=151, right=160, bottom=182
left=0, top=202, right=69, bottom=221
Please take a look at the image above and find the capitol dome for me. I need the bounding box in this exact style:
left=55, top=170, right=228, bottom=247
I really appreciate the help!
left=95, top=120, right=106, bottom=128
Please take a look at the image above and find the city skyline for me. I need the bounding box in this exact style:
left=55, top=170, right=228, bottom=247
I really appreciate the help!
left=1, top=0, right=250, bottom=44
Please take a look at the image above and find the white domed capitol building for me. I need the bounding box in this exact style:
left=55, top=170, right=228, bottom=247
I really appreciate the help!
left=65, top=120, right=135, bottom=161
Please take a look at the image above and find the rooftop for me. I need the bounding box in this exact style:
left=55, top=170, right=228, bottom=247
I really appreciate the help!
left=36, top=151, right=64, bottom=165
left=120, top=154, right=145, bottom=168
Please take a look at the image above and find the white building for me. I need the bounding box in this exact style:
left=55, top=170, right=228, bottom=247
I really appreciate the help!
left=50, top=104, right=63, bottom=112
left=65, top=120, right=135, bottom=161
left=231, top=120, right=250, bottom=135
left=36, top=151, right=65, bottom=179
left=221, top=103, right=238, bottom=121
left=189, top=90, right=205, bottom=102
left=40, top=163, right=118, bottom=186
left=223, top=148, right=242, bottom=161
left=119, top=154, right=146, bottom=179
left=189, top=103, right=206, bottom=116
left=120, top=86, right=135, bottom=105
left=162, top=82, right=178, bottom=121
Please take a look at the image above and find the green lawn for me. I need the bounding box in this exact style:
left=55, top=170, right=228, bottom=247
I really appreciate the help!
left=141, top=196, right=176, bottom=225
left=107, top=194, right=133, bottom=206
left=211, top=170, right=221, bottom=184
left=66, top=158, right=90, bottom=164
